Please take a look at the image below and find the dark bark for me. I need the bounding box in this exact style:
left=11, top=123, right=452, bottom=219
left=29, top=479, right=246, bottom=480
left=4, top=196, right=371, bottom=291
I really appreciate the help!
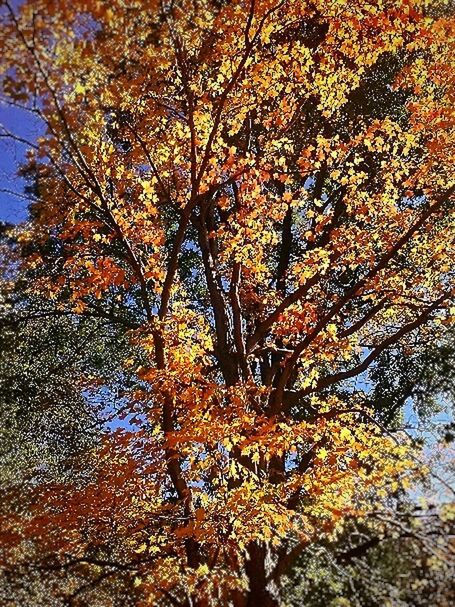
left=244, top=543, right=279, bottom=607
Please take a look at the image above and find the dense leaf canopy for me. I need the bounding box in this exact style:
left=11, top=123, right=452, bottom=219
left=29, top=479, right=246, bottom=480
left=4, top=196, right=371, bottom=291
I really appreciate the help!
left=0, top=0, right=454, bottom=605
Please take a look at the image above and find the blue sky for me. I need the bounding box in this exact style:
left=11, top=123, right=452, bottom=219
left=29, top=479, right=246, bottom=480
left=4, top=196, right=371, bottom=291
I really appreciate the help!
left=0, top=103, right=43, bottom=223
left=0, top=0, right=37, bottom=223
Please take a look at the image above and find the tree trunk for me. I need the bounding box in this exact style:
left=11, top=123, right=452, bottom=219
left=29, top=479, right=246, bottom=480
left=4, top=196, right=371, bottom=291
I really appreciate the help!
left=244, top=542, right=279, bottom=607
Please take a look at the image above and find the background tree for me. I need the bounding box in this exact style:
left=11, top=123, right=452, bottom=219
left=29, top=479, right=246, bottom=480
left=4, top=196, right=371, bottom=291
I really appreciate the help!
left=0, top=223, right=144, bottom=605
left=0, top=0, right=454, bottom=605
left=283, top=502, right=455, bottom=607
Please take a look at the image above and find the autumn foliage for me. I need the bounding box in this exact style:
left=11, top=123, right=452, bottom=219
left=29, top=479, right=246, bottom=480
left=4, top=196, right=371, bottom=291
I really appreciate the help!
left=0, top=0, right=454, bottom=605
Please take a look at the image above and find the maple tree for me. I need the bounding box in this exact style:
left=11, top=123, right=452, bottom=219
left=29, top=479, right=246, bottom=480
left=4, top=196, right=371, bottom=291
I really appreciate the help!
left=0, top=0, right=454, bottom=605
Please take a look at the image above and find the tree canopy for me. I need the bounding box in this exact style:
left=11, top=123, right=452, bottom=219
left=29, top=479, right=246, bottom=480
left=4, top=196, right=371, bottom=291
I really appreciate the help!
left=0, top=1, right=454, bottom=605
